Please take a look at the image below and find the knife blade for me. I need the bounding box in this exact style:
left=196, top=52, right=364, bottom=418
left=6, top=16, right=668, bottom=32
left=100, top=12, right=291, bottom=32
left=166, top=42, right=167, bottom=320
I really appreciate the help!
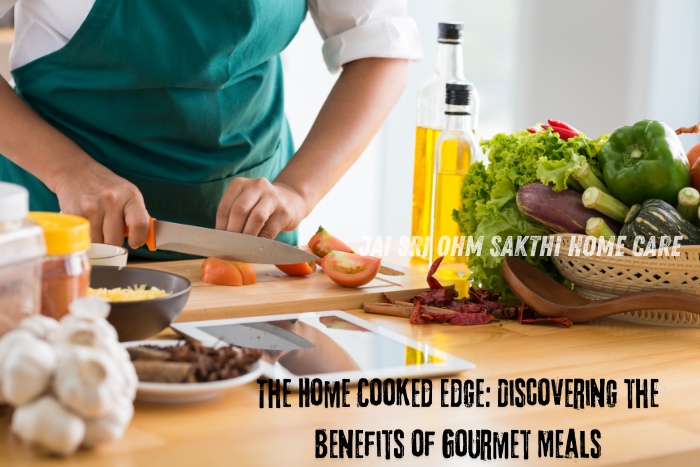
left=131, top=218, right=319, bottom=264
left=199, top=322, right=315, bottom=351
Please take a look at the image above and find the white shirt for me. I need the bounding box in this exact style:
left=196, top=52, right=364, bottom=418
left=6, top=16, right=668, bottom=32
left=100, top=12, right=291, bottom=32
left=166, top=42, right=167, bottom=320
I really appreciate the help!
left=0, top=0, right=423, bottom=73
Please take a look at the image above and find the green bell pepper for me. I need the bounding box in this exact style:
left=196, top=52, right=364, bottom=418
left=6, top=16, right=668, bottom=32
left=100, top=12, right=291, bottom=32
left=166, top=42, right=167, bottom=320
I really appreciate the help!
left=598, top=120, right=690, bottom=206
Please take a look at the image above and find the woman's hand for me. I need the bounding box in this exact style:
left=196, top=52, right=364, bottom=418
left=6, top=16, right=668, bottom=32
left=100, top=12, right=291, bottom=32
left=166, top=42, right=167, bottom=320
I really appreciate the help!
left=216, top=178, right=309, bottom=239
left=53, top=162, right=151, bottom=248
left=0, top=78, right=151, bottom=248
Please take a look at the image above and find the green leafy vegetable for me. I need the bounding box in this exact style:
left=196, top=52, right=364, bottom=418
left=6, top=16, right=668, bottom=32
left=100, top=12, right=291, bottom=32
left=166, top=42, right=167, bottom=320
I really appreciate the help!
left=453, top=128, right=608, bottom=303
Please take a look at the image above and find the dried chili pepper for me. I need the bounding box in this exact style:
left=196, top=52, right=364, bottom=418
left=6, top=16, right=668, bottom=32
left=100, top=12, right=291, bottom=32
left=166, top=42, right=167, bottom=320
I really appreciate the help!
left=403, top=256, right=571, bottom=328
left=518, top=304, right=572, bottom=328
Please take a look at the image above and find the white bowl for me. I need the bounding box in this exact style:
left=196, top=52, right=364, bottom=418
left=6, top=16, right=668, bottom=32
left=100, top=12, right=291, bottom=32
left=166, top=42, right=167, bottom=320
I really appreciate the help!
left=88, top=243, right=128, bottom=267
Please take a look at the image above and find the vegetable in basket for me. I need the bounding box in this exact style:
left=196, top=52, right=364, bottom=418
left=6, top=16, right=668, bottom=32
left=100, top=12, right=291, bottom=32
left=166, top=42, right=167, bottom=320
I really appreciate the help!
left=516, top=182, right=621, bottom=234
left=620, top=199, right=700, bottom=249
left=598, top=120, right=690, bottom=206
left=453, top=124, right=609, bottom=303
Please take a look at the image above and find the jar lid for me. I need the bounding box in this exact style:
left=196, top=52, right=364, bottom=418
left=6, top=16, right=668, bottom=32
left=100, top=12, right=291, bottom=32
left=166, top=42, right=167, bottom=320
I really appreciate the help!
left=26, top=212, right=91, bottom=255
left=0, top=182, right=29, bottom=222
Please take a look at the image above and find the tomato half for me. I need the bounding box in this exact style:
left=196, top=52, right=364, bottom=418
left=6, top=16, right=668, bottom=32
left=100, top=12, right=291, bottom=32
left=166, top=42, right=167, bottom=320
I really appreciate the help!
left=201, top=258, right=256, bottom=286
left=308, top=226, right=354, bottom=259
left=692, top=156, right=700, bottom=191
left=321, top=251, right=381, bottom=288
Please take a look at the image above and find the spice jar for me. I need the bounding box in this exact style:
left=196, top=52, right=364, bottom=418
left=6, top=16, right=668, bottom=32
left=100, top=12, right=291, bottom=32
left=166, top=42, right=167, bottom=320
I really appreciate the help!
left=0, top=183, right=46, bottom=336
left=26, top=212, right=91, bottom=320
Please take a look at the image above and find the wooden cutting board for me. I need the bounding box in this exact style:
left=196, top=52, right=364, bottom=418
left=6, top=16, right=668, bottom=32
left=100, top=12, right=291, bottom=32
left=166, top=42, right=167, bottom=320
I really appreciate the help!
left=132, top=259, right=434, bottom=322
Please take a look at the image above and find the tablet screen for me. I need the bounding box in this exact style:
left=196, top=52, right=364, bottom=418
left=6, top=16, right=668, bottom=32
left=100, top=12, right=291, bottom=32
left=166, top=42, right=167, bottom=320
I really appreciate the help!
left=198, top=315, right=442, bottom=376
left=172, top=311, right=474, bottom=381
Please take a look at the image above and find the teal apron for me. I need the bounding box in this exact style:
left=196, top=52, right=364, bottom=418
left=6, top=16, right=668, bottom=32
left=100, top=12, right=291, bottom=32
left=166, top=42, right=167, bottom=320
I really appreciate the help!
left=0, top=0, right=306, bottom=259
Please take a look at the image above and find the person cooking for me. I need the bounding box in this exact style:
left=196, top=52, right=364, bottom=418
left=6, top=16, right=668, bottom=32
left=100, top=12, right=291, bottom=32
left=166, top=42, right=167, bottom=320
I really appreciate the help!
left=0, top=0, right=422, bottom=258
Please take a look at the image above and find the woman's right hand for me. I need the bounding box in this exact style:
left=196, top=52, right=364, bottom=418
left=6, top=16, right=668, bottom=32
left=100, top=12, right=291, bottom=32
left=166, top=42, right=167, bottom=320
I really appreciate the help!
left=0, top=78, right=150, bottom=249
left=53, top=162, right=151, bottom=248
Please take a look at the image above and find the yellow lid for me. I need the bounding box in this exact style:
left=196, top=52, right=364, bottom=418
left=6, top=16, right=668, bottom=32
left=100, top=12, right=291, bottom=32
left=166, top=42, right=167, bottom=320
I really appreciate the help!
left=26, top=212, right=91, bottom=256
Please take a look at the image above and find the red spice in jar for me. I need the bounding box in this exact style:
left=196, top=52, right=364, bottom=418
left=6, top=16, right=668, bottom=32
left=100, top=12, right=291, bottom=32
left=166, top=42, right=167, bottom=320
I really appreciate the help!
left=27, top=212, right=92, bottom=320
left=40, top=253, right=91, bottom=320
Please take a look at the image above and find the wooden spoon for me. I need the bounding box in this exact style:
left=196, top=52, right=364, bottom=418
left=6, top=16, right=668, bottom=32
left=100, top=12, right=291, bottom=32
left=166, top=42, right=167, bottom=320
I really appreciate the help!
left=502, top=256, right=700, bottom=323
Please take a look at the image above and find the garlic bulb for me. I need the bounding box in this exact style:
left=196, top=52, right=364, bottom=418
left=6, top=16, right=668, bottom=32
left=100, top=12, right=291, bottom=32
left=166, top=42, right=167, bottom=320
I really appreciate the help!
left=5, top=298, right=137, bottom=456
left=0, top=329, right=34, bottom=404
left=51, top=314, right=118, bottom=349
left=17, top=315, right=60, bottom=340
left=11, top=395, right=85, bottom=457
left=82, top=395, right=134, bottom=448
left=68, top=297, right=111, bottom=321
left=53, top=346, right=125, bottom=419
left=1, top=337, right=56, bottom=406
left=0, top=329, right=33, bottom=366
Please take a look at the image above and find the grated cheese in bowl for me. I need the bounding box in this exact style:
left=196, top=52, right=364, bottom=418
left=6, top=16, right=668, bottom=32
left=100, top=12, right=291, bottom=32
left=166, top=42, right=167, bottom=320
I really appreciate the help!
left=88, top=284, right=170, bottom=302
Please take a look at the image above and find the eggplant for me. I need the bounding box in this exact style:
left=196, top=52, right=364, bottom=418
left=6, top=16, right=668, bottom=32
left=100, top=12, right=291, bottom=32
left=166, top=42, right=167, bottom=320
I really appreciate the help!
left=516, top=182, right=622, bottom=234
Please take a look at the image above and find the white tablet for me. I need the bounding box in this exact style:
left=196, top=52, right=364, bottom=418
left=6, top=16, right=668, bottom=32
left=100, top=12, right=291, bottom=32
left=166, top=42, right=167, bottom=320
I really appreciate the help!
left=171, top=310, right=475, bottom=384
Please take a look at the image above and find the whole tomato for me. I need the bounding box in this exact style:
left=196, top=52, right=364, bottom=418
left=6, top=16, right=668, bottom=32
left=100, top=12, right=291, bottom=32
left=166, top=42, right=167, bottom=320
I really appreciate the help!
left=691, top=142, right=700, bottom=189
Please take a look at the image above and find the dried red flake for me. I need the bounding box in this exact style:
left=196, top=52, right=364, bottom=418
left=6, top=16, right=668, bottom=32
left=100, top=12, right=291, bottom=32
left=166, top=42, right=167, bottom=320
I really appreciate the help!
left=404, top=256, right=571, bottom=328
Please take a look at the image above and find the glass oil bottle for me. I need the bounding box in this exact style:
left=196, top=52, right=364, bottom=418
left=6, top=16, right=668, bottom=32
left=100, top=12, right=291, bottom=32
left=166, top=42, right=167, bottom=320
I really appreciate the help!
left=412, top=22, right=479, bottom=260
left=429, top=83, right=480, bottom=295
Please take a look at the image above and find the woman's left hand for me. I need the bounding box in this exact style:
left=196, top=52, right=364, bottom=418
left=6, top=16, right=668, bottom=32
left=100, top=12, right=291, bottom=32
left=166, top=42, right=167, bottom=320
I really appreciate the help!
left=216, top=177, right=309, bottom=240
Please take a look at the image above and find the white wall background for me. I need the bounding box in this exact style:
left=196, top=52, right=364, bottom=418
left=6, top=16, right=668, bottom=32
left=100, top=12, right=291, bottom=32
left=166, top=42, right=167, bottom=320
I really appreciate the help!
left=2, top=1, right=699, bottom=242
left=285, top=0, right=700, bottom=244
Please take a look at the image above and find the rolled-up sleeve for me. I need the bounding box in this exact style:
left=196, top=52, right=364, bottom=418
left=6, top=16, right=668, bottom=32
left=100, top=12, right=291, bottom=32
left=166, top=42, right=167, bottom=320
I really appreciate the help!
left=0, top=0, right=16, bottom=18
left=308, top=0, right=423, bottom=73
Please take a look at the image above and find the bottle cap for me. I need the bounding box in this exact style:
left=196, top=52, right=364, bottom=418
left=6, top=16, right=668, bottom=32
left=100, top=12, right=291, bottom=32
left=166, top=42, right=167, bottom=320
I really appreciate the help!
left=445, top=83, right=473, bottom=106
left=438, top=22, right=463, bottom=43
left=0, top=182, right=29, bottom=222
left=26, top=212, right=91, bottom=255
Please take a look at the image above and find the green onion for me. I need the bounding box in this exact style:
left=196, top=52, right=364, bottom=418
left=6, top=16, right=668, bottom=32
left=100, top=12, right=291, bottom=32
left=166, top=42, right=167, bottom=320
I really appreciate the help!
left=585, top=217, right=616, bottom=241
left=582, top=187, right=630, bottom=223
left=677, top=187, right=700, bottom=224
left=572, top=163, right=609, bottom=194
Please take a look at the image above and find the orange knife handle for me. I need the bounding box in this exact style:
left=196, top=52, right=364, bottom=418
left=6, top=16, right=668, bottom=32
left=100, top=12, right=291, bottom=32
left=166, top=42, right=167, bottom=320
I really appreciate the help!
left=124, top=217, right=157, bottom=251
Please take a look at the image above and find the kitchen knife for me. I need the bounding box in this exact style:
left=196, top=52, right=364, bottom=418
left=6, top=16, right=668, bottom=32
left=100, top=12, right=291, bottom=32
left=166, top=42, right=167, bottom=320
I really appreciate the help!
left=199, top=322, right=316, bottom=351
left=128, top=218, right=319, bottom=264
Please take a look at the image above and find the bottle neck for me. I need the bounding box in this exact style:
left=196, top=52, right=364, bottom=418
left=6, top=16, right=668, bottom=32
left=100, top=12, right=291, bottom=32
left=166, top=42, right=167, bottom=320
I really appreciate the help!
left=435, top=41, right=465, bottom=80
left=444, top=104, right=470, bottom=132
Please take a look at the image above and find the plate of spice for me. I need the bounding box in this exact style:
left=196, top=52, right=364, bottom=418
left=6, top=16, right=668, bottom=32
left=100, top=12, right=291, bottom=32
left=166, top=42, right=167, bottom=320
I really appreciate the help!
left=123, top=338, right=263, bottom=403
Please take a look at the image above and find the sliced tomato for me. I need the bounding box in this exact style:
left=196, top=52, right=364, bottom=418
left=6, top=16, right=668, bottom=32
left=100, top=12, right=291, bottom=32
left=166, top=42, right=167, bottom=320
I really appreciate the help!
left=308, top=226, right=354, bottom=259
left=275, top=246, right=317, bottom=276
left=201, top=258, right=256, bottom=286
left=201, top=257, right=242, bottom=286
left=233, top=261, right=257, bottom=285
left=321, top=251, right=381, bottom=288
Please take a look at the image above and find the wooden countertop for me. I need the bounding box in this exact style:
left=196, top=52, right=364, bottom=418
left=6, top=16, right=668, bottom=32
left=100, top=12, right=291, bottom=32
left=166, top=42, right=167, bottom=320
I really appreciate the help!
left=2, top=259, right=700, bottom=465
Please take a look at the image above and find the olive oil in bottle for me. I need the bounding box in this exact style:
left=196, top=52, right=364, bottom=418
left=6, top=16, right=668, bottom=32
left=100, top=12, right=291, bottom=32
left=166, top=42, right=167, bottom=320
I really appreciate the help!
left=429, top=83, right=480, bottom=292
left=412, top=23, right=479, bottom=260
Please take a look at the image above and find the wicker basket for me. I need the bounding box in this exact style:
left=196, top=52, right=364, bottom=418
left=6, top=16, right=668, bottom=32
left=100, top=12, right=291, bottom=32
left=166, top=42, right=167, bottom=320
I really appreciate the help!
left=550, top=234, right=700, bottom=327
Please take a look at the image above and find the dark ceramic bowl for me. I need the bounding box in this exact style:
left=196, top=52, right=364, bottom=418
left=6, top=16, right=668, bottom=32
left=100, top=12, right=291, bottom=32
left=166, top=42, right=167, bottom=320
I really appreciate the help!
left=90, top=266, right=192, bottom=342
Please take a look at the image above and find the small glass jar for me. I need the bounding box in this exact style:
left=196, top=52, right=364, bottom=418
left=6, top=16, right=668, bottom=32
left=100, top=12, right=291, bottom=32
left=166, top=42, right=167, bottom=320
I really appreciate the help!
left=26, top=212, right=91, bottom=320
left=0, top=183, right=46, bottom=336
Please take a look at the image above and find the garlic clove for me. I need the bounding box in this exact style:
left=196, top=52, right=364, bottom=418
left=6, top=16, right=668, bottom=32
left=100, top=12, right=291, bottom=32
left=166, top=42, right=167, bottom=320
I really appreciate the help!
left=11, top=395, right=86, bottom=457
left=82, top=395, right=134, bottom=448
left=17, top=315, right=61, bottom=341
left=1, top=337, right=56, bottom=406
left=54, top=346, right=125, bottom=419
left=68, top=297, right=111, bottom=321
